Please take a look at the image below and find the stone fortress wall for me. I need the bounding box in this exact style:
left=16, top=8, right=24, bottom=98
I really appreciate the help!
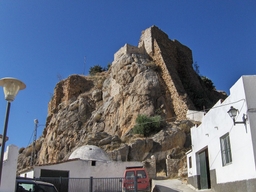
left=113, top=26, right=196, bottom=120
left=139, top=27, right=193, bottom=120
left=114, top=43, right=146, bottom=61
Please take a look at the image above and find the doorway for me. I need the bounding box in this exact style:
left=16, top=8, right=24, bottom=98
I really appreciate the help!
left=198, top=148, right=211, bottom=189
left=40, top=169, right=69, bottom=192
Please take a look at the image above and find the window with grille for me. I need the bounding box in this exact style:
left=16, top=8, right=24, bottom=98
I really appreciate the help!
left=220, top=133, right=232, bottom=166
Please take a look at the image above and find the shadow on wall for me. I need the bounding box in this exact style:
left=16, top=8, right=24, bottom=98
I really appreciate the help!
left=153, top=185, right=179, bottom=192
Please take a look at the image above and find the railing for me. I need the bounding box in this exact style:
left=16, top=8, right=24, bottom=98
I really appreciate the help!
left=38, top=177, right=124, bottom=192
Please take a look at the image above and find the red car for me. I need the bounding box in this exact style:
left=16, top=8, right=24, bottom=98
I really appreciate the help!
left=122, top=166, right=151, bottom=192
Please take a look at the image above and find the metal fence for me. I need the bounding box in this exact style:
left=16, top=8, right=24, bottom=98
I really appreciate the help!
left=38, top=177, right=124, bottom=192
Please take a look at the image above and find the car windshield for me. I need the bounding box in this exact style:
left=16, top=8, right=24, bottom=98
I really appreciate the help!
left=17, top=183, right=34, bottom=192
left=17, top=182, right=58, bottom=192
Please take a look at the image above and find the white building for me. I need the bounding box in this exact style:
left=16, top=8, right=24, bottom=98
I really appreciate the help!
left=19, top=145, right=143, bottom=179
left=186, top=75, right=256, bottom=191
left=0, top=145, right=19, bottom=192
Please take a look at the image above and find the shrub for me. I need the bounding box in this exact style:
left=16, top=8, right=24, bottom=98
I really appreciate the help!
left=201, top=76, right=215, bottom=90
left=94, top=113, right=102, bottom=122
left=132, top=114, right=162, bottom=137
left=89, top=65, right=105, bottom=76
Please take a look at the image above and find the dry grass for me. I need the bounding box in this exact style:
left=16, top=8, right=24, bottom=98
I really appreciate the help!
left=96, top=77, right=106, bottom=89
left=93, top=113, right=102, bottom=122
left=156, top=170, right=167, bottom=179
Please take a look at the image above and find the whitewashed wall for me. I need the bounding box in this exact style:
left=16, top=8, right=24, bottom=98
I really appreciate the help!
left=20, top=169, right=34, bottom=178
left=187, top=76, right=256, bottom=184
left=0, top=145, right=19, bottom=192
left=22, top=159, right=142, bottom=178
left=186, top=110, right=204, bottom=122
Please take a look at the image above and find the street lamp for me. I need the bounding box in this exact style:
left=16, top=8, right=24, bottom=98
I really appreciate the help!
left=0, top=77, right=26, bottom=185
left=227, top=106, right=247, bottom=126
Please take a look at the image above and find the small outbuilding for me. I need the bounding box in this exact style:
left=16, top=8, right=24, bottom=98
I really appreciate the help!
left=19, top=145, right=147, bottom=192
left=19, top=145, right=143, bottom=179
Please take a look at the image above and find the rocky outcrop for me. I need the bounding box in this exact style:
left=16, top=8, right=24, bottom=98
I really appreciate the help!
left=17, top=26, right=226, bottom=177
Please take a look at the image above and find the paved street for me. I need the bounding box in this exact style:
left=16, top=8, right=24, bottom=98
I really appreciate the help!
left=152, top=179, right=213, bottom=192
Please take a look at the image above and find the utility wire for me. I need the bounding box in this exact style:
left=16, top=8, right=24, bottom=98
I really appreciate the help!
left=25, top=99, right=246, bottom=147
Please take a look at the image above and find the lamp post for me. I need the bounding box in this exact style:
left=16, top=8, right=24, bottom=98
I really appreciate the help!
left=0, top=77, right=26, bottom=185
left=227, top=106, right=247, bottom=125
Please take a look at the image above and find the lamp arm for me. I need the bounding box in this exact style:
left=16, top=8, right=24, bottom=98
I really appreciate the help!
left=233, top=114, right=247, bottom=125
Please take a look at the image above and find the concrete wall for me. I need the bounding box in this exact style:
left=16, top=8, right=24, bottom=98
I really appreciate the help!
left=243, top=75, right=256, bottom=171
left=0, top=145, right=19, bottom=192
left=21, top=170, right=34, bottom=178
left=187, top=76, right=256, bottom=190
left=186, top=110, right=205, bottom=122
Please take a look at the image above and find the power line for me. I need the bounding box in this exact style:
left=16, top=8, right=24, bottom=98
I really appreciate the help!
left=31, top=119, right=38, bottom=166
left=25, top=99, right=246, bottom=148
left=83, top=56, right=86, bottom=75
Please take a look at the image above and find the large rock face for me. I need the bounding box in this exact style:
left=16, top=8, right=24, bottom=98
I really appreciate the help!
left=17, top=26, right=226, bottom=176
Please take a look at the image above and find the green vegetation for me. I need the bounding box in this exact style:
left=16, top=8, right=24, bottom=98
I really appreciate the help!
left=89, top=65, right=105, bottom=76
left=201, top=76, right=215, bottom=90
left=132, top=114, right=162, bottom=137
left=89, top=64, right=112, bottom=76
left=192, top=62, right=215, bottom=90
left=93, top=113, right=102, bottom=122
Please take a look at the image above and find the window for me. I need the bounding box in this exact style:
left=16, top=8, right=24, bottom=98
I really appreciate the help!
left=189, top=156, right=192, bottom=168
left=137, top=170, right=146, bottom=178
left=17, top=183, right=34, bottom=192
left=125, top=171, right=135, bottom=179
left=91, top=160, right=96, bottom=166
left=220, top=133, right=232, bottom=166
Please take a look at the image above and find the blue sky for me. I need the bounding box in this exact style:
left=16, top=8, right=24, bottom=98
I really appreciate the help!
left=0, top=1, right=255, bottom=148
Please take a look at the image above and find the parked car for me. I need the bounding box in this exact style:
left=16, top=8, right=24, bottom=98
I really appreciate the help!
left=122, top=166, right=151, bottom=192
left=16, top=177, right=59, bottom=192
